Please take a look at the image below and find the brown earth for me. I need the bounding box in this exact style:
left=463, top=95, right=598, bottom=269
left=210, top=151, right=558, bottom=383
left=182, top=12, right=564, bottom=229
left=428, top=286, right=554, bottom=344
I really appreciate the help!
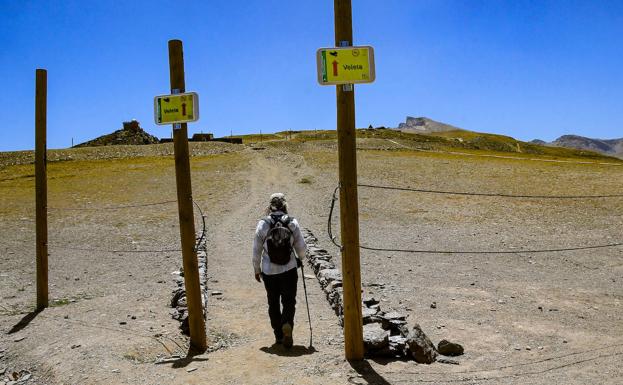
left=1, top=139, right=622, bottom=384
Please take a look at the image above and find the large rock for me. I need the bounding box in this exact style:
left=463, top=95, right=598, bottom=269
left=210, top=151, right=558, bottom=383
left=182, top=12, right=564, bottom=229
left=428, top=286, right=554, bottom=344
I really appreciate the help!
left=318, top=268, right=342, bottom=282
left=438, top=339, right=464, bottom=356
left=406, top=324, right=437, bottom=364
left=363, top=323, right=389, bottom=351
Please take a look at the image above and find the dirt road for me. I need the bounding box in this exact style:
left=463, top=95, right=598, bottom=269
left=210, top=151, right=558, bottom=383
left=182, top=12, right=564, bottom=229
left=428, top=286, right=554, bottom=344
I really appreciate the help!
left=1, top=142, right=622, bottom=384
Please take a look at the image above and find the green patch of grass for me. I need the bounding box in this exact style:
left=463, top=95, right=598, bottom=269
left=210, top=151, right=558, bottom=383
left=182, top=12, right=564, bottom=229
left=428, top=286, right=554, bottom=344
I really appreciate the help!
left=51, top=298, right=71, bottom=307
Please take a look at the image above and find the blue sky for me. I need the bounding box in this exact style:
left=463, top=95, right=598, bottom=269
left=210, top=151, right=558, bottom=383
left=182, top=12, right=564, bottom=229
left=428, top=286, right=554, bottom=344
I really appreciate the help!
left=1, top=0, right=622, bottom=151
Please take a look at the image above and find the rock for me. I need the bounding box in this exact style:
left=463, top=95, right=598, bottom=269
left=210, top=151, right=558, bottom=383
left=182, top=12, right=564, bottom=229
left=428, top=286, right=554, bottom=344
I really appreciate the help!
left=186, top=367, right=197, bottom=373
left=13, top=336, right=25, bottom=342
left=437, top=357, right=460, bottom=365
left=304, top=274, right=315, bottom=279
left=388, top=335, right=408, bottom=356
left=430, top=302, right=437, bottom=309
left=437, top=339, right=464, bottom=356
left=318, top=269, right=341, bottom=282
left=363, top=323, right=389, bottom=351
left=363, top=296, right=379, bottom=307
left=383, top=311, right=406, bottom=321
left=170, top=288, right=185, bottom=307
left=211, top=291, right=223, bottom=296
left=406, top=324, right=437, bottom=364
left=312, top=260, right=335, bottom=272
left=381, top=318, right=408, bottom=335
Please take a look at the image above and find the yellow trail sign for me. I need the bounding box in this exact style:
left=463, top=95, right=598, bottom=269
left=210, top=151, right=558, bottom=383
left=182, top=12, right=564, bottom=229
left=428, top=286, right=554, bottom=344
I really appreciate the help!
left=154, top=92, right=199, bottom=125
left=316, top=46, right=375, bottom=85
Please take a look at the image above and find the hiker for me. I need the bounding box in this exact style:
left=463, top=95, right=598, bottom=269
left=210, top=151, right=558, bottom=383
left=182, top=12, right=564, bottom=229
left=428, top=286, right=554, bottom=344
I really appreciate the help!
left=253, top=193, right=307, bottom=348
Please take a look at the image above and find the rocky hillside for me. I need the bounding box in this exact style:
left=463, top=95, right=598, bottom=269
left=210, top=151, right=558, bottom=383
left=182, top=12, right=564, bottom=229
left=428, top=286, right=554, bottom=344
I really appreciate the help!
left=549, top=135, right=623, bottom=158
left=396, top=117, right=463, bottom=133
left=74, top=120, right=159, bottom=147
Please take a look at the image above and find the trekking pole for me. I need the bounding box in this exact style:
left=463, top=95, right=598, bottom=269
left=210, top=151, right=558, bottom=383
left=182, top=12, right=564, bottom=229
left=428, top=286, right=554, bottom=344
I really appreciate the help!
left=299, top=259, right=313, bottom=347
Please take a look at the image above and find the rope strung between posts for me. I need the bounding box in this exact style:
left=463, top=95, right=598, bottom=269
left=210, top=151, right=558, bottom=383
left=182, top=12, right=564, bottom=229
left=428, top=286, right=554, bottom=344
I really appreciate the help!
left=48, top=200, right=178, bottom=211
left=49, top=245, right=182, bottom=253
left=358, top=242, right=623, bottom=254
left=192, top=198, right=207, bottom=252
left=327, top=184, right=343, bottom=250
left=357, top=183, right=623, bottom=199
left=48, top=199, right=208, bottom=254
left=327, top=184, right=623, bottom=254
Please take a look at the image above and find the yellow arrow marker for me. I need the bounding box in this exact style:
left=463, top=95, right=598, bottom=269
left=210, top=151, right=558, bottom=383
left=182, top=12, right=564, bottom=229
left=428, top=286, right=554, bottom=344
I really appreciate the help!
left=316, top=46, right=375, bottom=85
left=154, top=92, right=199, bottom=125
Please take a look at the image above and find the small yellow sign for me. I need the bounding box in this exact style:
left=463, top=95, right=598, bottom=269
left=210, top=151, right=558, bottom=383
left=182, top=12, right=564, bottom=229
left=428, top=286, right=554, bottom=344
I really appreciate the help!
left=154, top=92, right=199, bottom=125
left=316, top=46, right=375, bottom=85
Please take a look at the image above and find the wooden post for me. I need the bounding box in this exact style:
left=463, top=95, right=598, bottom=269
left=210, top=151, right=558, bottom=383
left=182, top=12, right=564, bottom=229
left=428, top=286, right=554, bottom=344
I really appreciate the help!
left=35, top=69, right=48, bottom=310
left=168, top=39, right=207, bottom=352
left=334, top=0, right=364, bottom=360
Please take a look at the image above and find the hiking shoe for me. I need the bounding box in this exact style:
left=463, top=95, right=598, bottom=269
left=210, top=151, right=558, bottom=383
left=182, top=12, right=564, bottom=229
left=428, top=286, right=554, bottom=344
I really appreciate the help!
left=282, top=323, right=293, bottom=349
left=275, top=336, right=283, bottom=345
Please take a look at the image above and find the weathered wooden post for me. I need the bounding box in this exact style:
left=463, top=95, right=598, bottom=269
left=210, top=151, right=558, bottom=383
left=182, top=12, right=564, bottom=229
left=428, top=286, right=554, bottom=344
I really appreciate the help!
left=35, top=68, right=49, bottom=311
left=168, top=39, right=207, bottom=352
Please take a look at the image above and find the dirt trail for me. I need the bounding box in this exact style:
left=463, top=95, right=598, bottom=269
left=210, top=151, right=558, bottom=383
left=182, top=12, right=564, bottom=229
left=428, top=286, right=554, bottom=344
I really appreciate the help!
left=178, top=148, right=352, bottom=384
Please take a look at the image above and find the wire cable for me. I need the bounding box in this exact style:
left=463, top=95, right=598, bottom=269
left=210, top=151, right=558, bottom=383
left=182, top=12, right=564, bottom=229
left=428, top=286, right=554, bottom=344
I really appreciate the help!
left=327, top=185, right=343, bottom=250
left=50, top=245, right=181, bottom=253
left=359, top=242, right=623, bottom=254
left=358, top=183, right=623, bottom=199
left=48, top=200, right=177, bottom=211
left=192, top=199, right=207, bottom=252
left=327, top=184, right=623, bottom=255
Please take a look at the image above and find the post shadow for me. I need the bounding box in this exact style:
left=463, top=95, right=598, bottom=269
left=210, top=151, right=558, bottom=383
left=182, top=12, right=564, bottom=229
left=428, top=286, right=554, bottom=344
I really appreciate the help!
left=7, top=309, right=43, bottom=334
left=348, top=359, right=393, bottom=385
left=154, top=346, right=209, bottom=368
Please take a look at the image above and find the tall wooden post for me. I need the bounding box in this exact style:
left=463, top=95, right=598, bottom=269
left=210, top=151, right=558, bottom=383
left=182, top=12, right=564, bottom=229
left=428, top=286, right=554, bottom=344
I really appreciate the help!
left=168, top=39, right=207, bottom=352
left=334, top=0, right=364, bottom=360
left=35, top=69, right=49, bottom=310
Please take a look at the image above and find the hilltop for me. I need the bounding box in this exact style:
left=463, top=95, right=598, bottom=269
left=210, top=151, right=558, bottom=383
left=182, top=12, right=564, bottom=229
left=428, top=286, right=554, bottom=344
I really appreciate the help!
left=549, top=135, right=623, bottom=159
left=74, top=120, right=159, bottom=147
left=397, top=116, right=462, bottom=133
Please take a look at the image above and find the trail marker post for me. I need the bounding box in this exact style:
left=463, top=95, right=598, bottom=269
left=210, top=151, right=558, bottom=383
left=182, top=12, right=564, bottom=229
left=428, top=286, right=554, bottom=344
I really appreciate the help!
left=35, top=69, right=48, bottom=310
left=165, top=39, right=207, bottom=352
left=315, top=0, right=376, bottom=360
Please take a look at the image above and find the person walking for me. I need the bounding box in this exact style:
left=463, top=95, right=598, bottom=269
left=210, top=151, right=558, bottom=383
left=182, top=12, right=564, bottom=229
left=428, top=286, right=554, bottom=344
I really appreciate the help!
left=253, top=193, right=307, bottom=348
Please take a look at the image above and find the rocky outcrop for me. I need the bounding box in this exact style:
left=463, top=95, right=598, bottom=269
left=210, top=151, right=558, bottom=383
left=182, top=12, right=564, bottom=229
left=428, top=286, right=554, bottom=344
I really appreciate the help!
left=550, top=135, right=623, bottom=158
left=397, top=117, right=463, bottom=133
left=74, top=120, right=159, bottom=147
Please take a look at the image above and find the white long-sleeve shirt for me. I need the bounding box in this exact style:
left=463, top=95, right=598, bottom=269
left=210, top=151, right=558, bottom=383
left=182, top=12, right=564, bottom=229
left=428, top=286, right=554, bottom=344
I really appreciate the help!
left=252, top=211, right=307, bottom=275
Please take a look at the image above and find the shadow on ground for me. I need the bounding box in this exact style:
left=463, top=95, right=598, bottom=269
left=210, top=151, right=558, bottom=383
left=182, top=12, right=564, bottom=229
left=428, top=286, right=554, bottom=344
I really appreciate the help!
left=349, top=359, right=393, bottom=385
left=154, top=347, right=210, bottom=369
left=7, top=309, right=42, bottom=334
left=260, top=343, right=317, bottom=357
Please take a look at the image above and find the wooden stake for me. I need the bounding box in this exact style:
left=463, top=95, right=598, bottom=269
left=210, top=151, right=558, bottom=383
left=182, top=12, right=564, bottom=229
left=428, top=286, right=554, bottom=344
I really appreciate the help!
left=334, top=0, right=364, bottom=360
left=168, top=39, right=207, bottom=352
left=35, top=69, right=48, bottom=310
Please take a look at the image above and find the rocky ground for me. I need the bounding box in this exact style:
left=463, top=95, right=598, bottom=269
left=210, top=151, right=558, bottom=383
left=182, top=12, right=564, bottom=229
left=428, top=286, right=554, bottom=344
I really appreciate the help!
left=1, top=138, right=622, bottom=384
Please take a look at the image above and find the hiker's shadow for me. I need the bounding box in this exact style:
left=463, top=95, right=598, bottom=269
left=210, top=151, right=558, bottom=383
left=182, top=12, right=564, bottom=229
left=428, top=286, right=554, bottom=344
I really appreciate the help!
left=260, top=344, right=317, bottom=357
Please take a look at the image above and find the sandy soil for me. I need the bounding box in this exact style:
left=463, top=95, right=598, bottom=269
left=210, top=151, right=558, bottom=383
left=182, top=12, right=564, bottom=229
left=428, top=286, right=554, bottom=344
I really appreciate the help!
left=1, top=140, right=622, bottom=384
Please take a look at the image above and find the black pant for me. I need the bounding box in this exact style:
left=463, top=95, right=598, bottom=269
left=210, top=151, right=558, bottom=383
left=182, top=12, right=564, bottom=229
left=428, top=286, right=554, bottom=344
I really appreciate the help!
left=262, top=267, right=298, bottom=339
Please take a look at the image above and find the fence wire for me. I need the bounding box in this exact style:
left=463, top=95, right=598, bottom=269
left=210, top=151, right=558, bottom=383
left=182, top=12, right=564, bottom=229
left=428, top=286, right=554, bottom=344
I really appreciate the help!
left=328, top=184, right=623, bottom=255
left=48, top=200, right=177, bottom=211
left=47, top=198, right=207, bottom=255
left=358, top=183, right=623, bottom=199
